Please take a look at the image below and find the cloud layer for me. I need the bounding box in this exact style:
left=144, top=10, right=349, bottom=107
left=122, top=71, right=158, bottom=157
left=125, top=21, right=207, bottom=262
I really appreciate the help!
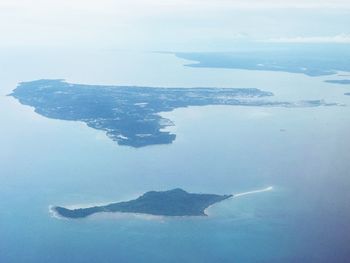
left=264, top=34, right=350, bottom=43
left=0, top=0, right=350, bottom=50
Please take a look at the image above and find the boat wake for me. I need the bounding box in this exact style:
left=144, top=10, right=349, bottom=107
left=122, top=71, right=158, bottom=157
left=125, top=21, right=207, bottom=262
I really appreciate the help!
left=233, top=186, right=273, bottom=198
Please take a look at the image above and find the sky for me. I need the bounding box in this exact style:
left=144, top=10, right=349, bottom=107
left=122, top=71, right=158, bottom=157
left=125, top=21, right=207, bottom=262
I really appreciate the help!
left=1, top=0, right=350, bottom=51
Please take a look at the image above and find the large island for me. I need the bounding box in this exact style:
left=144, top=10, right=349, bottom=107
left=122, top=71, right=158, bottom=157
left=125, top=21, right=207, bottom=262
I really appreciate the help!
left=11, top=79, right=337, bottom=147
left=53, top=188, right=233, bottom=218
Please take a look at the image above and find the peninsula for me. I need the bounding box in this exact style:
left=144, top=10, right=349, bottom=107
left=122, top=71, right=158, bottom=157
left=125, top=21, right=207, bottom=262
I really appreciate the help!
left=52, top=188, right=233, bottom=218
left=175, top=45, right=350, bottom=76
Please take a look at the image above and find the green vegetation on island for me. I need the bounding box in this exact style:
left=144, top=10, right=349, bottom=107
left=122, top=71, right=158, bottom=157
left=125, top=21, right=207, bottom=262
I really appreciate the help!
left=53, top=188, right=233, bottom=218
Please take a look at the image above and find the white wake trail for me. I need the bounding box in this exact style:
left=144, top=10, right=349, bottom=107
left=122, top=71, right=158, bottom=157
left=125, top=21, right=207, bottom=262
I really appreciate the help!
left=233, top=186, right=273, bottom=198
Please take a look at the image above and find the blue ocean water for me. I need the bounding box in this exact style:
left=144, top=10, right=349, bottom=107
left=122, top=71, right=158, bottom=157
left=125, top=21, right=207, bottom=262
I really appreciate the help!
left=0, top=49, right=350, bottom=262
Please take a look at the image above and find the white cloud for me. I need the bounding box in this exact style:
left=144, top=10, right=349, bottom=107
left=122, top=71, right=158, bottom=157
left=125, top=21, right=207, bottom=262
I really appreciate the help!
left=187, top=0, right=350, bottom=9
left=1, top=0, right=350, bottom=13
left=264, top=34, right=350, bottom=43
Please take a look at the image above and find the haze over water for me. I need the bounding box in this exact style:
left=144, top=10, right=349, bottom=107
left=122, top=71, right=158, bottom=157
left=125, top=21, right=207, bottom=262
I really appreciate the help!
left=1, top=1, right=350, bottom=262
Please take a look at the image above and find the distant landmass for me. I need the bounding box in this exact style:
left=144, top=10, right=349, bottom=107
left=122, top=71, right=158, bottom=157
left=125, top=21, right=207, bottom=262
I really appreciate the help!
left=52, top=188, right=233, bottom=218
left=325, top=79, right=350, bottom=85
left=10, top=79, right=338, bottom=147
left=345, top=93, right=350, bottom=96
left=175, top=45, right=350, bottom=76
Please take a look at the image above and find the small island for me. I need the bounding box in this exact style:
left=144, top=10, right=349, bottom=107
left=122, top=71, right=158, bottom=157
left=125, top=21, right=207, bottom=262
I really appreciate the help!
left=52, top=188, right=233, bottom=218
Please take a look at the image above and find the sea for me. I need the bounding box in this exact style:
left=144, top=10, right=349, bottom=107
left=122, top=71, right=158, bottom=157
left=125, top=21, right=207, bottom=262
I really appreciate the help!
left=0, top=48, right=349, bottom=262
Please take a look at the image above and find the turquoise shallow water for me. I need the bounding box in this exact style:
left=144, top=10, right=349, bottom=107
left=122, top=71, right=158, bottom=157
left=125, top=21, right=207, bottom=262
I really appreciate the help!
left=0, top=49, right=350, bottom=262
